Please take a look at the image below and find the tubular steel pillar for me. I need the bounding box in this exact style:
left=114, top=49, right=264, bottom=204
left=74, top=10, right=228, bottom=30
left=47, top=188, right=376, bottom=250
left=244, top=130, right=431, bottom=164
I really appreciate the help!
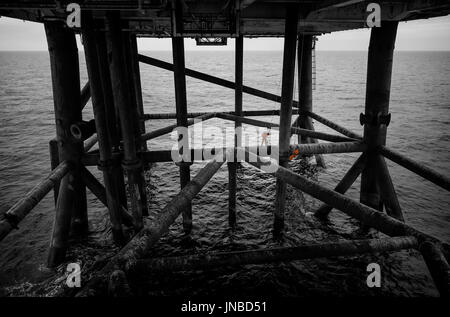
left=130, top=34, right=148, bottom=152
left=234, top=35, right=244, bottom=147
left=172, top=36, right=192, bottom=234
left=297, top=34, right=325, bottom=168
left=96, top=28, right=128, bottom=210
left=360, top=21, right=399, bottom=213
left=420, top=241, right=450, bottom=297
left=228, top=35, right=244, bottom=227
left=315, top=153, right=367, bottom=218
left=82, top=15, right=125, bottom=244
left=274, top=6, right=299, bottom=235
left=375, top=154, right=404, bottom=221
left=45, top=22, right=87, bottom=267
left=106, top=12, right=145, bottom=230
left=123, top=30, right=149, bottom=217
left=49, top=138, right=60, bottom=206
left=297, top=34, right=313, bottom=144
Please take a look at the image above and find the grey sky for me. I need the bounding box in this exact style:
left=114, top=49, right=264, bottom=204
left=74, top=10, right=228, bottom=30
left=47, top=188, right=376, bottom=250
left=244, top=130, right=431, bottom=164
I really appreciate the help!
left=0, top=15, right=449, bottom=51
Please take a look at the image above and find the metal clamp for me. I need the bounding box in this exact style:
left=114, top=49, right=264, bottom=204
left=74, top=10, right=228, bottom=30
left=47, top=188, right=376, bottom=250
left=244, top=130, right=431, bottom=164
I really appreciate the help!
left=360, top=113, right=391, bottom=127
left=121, top=159, right=142, bottom=171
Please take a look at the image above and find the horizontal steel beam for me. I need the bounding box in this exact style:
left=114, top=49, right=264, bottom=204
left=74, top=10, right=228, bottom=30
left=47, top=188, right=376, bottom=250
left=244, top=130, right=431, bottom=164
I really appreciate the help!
left=80, top=166, right=133, bottom=228
left=128, top=236, right=418, bottom=275
left=419, top=241, right=450, bottom=297
left=83, top=134, right=98, bottom=152
left=141, top=112, right=215, bottom=142
left=315, top=152, right=367, bottom=218
left=80, top=81, right=91, bottom=110
left=302, top=110, right=362, bottom=140
left=0, top=161, right=71, bottom=242
left=142, top=146, right=273, bottom=163
left=217, top=112, right=356, bottom=143
left=83, top=142, right=364, bottom=166
left=144, top=109, right=299, bottom=120
left=76, top=157, right=225, bottom=296
left=139, top=54, right=301, bottom=107
left=289, top=141, right=366, bottom=155
left=245, top=152, right=450, bottom=258
left=379, top=145, right=450, bottom=192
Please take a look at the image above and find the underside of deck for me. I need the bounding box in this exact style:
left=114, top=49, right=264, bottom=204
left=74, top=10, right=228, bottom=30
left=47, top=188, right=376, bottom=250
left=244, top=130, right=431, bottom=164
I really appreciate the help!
left=1, top=0, right=450, bottom=37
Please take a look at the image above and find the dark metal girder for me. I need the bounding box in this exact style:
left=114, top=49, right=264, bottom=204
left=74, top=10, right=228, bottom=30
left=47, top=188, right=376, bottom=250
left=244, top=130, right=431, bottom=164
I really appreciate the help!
left=1, top=1, right=449, bottom=36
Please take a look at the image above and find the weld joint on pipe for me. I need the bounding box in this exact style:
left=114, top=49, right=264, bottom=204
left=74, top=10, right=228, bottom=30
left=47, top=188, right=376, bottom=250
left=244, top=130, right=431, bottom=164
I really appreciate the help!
left=121, top=159, right=142, bottom=171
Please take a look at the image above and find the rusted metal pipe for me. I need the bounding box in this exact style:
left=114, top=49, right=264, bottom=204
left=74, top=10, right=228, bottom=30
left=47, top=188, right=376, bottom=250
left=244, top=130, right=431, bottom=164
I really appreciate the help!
left=302, top=110, right=362, bottom=140
left=81, top=146, right=273, bottom=165
left=130, top=34, right=147, bottom=152
left=84, top=134, right=98, bottom=152
left=45, top=21, right=87, bottom=267
left=49, top=138, right=60, bottom=206
left=83, top=15, right=125, bottom=243
left=379, top=145, right=450, bottom=192
left=106, top=12, right=145, bottom=230
left=375, top=154, right=404, bottom=221
left=360, top=21, right=399, bottom=212
left=80, top=82, right=91, bottom=110
left=0, top=161, right=71, bottom=242
left=139, top=54, right=297, bottom=107
left=141, top=112, right=215, bottom=142
left=246, top=152, right=450, bottom=256
left=172, top=36, right=192, bottom=234
left=289, top=142, right=366, bottom=155
left=80, top=166, right=133, bottom=228
left=144, top=109, right=299, bottom=120
left=229, top=34, right=244, bottom=227
left=217, top=112, right=355, bottom=143
left=315, top=153, right=367, bottom=218
left=420, top=241, right=450, bottom=297
left=95, top=28, right=128, bottom=209
left=298, top=33, right=324, bottom=168
left=76, top=158, right=225, bottom=296
left=128, top=236, right=418, bottom=275
left=274, top=4, right=299, bottom=235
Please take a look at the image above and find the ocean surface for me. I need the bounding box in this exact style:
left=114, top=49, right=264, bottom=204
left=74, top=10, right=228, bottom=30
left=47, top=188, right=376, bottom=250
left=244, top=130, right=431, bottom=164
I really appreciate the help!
left=0, top=50, right=449, bottom=296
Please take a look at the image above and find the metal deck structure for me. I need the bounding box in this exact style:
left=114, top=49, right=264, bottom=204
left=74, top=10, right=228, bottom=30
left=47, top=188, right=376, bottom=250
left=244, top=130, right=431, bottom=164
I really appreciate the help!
left=1, top=0, right=450, bottom=36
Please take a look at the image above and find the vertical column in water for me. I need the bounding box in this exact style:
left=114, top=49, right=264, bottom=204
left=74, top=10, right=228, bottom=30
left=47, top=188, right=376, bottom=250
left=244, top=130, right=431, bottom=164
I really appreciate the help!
left=96, top=27, right=128, bottom=209
left=106, top=12, right=145, bottom=230
left=82, top=14, right=125, bottom=243
left=172, top=37, right=193, bottom=234
left=360, top=22, right=399, bottom=217
left=274, top=6, right=299, bottom=236
left=122, top=30, right=149, bottom=217
left=297, top=34, right=325, bottom=168
left=228, top=35, right=244, bottom=227
left=130, top=34, right=148, bottom=153
left=45, top=22, right=87, bottom=267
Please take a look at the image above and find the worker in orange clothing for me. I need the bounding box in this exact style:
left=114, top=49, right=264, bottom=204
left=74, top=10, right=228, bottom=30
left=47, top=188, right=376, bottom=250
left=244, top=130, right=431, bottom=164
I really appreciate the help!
left=288, top=148, right=299, bottom=161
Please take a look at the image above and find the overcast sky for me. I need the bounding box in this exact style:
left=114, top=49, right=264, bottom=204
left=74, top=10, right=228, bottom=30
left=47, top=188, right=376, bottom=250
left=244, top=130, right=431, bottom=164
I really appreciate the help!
left=0, top=15, right=449, bottom=51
